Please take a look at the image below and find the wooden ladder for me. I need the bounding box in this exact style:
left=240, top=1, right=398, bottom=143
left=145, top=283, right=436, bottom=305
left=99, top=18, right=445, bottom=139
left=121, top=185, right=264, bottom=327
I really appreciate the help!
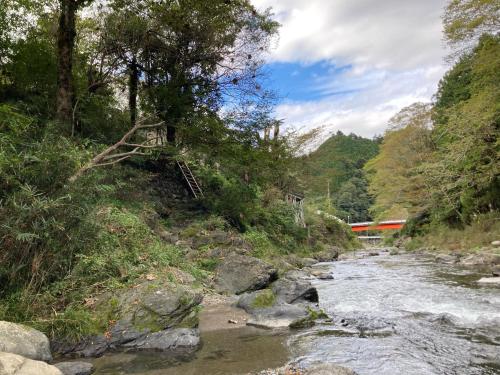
left=177, top=161, right=204, bottom=199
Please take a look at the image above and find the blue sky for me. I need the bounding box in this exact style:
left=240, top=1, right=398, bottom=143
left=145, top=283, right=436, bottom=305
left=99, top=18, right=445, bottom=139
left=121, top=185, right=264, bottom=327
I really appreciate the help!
left=252, top=0, right=449, bottom=142
left=266, top=62, right=355, bottom=102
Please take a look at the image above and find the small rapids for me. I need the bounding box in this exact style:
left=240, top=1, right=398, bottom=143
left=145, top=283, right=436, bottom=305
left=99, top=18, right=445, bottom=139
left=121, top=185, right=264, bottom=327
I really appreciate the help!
left=289, top=251, right=500, bottom=375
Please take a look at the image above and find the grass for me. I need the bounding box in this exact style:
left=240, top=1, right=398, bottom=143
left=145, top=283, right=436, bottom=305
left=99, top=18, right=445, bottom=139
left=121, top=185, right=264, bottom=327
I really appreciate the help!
left=0, top=165, right=212, bottom=341
left=251, top=289, right=276, bottom=308
left=407, top=212, right=500, bottom=253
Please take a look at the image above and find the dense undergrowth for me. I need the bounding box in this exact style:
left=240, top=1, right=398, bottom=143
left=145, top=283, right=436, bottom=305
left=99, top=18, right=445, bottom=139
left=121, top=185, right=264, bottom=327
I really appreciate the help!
left=404, top=212, right=500, bottom=253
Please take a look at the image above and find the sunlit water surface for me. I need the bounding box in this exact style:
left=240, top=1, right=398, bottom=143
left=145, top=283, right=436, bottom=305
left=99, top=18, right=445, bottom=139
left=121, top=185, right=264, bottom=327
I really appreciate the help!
left=290, top=252, right=500, bottom=375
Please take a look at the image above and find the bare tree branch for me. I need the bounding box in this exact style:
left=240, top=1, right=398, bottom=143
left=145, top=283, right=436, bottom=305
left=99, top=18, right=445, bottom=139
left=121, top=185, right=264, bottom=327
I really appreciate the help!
left=69, top=119, right=165, bottom=182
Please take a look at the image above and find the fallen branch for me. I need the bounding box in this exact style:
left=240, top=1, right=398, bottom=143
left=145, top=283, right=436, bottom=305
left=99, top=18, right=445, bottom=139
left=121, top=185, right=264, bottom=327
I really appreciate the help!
left=69, top=119, right=165, bottom=182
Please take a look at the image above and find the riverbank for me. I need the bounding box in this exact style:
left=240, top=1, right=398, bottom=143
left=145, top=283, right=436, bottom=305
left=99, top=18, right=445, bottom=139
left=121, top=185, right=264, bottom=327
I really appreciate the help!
left=400, top=240, right=500, bottom=278
left=3, top=248, right=499, bottom=374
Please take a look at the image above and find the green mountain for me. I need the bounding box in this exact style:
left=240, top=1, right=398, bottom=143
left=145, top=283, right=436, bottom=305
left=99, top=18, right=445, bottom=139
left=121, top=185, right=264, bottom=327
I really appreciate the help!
left=298, top=131, right=380, bottom=222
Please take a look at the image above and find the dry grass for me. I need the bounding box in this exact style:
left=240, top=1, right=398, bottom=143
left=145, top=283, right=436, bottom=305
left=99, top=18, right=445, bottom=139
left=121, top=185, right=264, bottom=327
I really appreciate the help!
left=421, top=212, right=500, bottom=252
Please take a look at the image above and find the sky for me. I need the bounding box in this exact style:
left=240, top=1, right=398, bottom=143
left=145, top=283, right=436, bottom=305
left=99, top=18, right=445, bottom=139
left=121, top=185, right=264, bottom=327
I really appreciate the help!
left=252, top=0, right=449, bottom=140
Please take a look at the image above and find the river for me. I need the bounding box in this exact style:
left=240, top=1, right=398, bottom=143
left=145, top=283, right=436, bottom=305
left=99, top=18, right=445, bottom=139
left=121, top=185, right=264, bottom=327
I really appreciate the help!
left=92, top=251, right=500, bottom=374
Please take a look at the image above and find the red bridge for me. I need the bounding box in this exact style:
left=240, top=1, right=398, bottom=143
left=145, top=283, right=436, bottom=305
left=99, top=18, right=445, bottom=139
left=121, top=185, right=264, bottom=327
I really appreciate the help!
left=349, top=220, right=406, bottom=232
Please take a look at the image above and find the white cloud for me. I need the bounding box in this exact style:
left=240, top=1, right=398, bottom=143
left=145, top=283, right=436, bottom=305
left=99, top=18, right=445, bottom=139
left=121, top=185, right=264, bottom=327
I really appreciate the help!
left=256, top=0, right=447, bottom=69
left=252, top=0, right=450, bottom=141
left=275, top=64, right=447, bottom=138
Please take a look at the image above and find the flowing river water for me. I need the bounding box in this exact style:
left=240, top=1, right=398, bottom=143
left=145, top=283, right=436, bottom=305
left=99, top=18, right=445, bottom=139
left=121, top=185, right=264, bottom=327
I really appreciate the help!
left=92, top=251, right=500, bottom=375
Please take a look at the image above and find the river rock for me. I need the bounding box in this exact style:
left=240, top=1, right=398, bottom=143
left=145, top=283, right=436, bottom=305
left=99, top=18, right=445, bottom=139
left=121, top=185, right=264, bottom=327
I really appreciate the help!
left=311, top=271, right=334, bottom=280
left=313, top=247, right=340, bottom=262
left=251, top=363, right=357, bottom=375
left=434, top=254, right=459, bottom=264
left=246, top=304, right=310, bottom=329
left=214, top=254, right=278, bottom=294
left=121, top=328, right=200, bottom=352
left=52, top=282, right=202, bottom=357
left=492, top=265, right=500, bottom=277
left=460, top=253, right=500, bottom=268
left=0, top=321, right=52, bottom=361
left=338, top=254, right=351, bottom=261
left=113, top=281, right=202, bottom=335
left=368, top=251, right=379, bottom=256
left=54, top=361, right=94, bottom=375
left=0, top=352, right=62, bottom=375
left=477, top=277, right=500, bottom=285
left=271, top=276, right=319, bottom=304
left=237, top=288, right=317, bottom=329
left=305, top=363, right=357, bottom=375
left=301, top=258, right=318, bottom=267
left=283, top=269, right=314, bottom=281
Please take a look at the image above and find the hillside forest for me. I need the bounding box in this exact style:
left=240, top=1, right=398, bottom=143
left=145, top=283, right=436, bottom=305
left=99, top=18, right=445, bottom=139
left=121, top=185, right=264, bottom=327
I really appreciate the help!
left=0, top=0, right=498, bottom=345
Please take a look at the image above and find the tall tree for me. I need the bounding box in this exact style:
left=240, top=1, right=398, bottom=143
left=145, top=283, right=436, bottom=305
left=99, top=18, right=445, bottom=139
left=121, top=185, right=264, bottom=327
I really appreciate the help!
left=55, top=0, right=92, bottom=128
left=443, top=0, right=500, bottom=58
left=365, top=103, right=434, bottom=220
left=104, top=0, right=278, bottom=145
left=426, top=35, right=500, bottom=223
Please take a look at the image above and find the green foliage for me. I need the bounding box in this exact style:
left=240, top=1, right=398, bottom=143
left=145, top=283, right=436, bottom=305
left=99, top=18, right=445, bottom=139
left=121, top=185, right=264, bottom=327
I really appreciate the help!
left=366, top=34, right=499, bottom=244
left=407, top=212, right=500, bottom=252
left=298, top=131, right=379, bottom=222
left=335, top=173, right=373, bottom=223
left=200, top=168, right=260, bottom=229
left=251, top=289, right=276, bottom=308
left=426, top=35, right=500, bottom=224
left=443, top=0, right=500, bottom=57
left=365, top=103, right=434, bottom=220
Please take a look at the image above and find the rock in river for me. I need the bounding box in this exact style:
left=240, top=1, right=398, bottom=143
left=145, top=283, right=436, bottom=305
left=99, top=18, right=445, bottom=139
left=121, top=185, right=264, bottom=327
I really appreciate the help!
left=0, top=352, right=62, bottom=375
left=238, top=270, right=323, bottom=329
left=121, top=328, right=200, bottom=352
left=0, top=321, right=52, bottom=361
left=54, top=361, right=94, bottom=375
left=52, top=282, right=203, bottom=357
left=271, top=272, right=319, bottom=304
left=214, top=254, right=278, bottom=294
left=305, top=363, right=357, bottom=375
left=313, top=247, right=340, bottom=262
left=477, top=277, right=500, bottom=285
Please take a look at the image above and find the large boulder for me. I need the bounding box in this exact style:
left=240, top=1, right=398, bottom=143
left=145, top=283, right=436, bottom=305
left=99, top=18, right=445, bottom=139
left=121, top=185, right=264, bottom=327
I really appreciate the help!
left=0, top=321, right=52, bottom=361
left=214, top=255, right=278, bottom=294
left=237, top=289, right=309, bottom=328
left=113, top=281, right=202, bottom=336
left=271, top=273, right=318, bottom=304
left=52, top=282, right=203, bottom=357
left=313, top=247, right=340, bottom=262
left=0, top=352, right=62, bottom=375
left=54, top=361, right=94, bottom=375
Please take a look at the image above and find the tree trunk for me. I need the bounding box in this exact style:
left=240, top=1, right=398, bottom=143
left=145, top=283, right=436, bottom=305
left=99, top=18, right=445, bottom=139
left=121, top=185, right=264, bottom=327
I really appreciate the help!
left=56, top=0, right=78, bottom=128
left=128, top=57, right=139, bottom=127
left=166, top=124, right=176, bottom=143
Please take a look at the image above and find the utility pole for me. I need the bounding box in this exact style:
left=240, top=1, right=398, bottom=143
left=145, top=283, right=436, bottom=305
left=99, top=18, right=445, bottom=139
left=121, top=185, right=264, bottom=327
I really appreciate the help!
left=327, top=180, right=331, bottom=208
